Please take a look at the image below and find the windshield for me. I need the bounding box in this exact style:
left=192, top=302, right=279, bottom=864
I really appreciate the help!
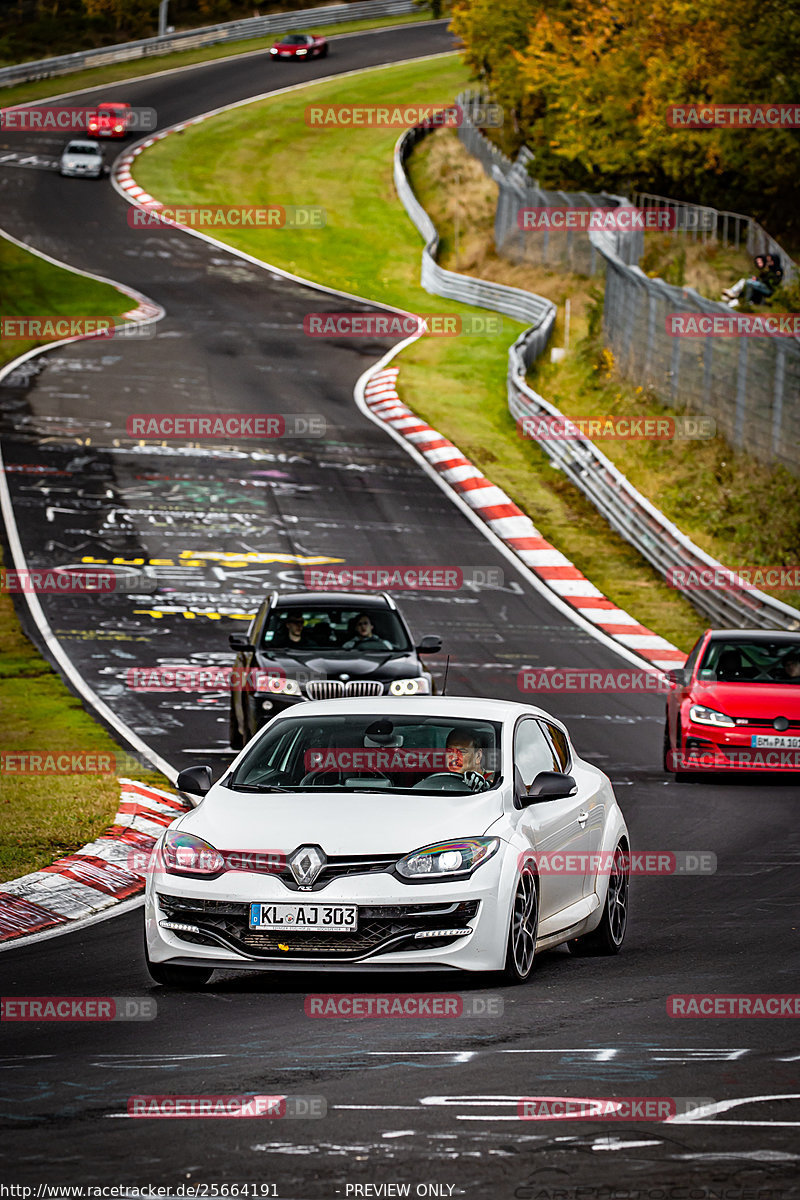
left=66, top=143, right=99, bottom=155
left=698, top=640, right=800, bottom=683
left=281, top=34, right=310, bottom=44
left=262, top=606, right=411, bottom=654
left=227, top=715, right=503, bottom=793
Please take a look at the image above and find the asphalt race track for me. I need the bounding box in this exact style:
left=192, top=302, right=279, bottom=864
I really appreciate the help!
left=1, top=19, right=799, bottom=1197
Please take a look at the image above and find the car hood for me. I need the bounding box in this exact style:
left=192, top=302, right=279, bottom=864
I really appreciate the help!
left=690, top=681, right=800, bottom=717
left=256, top=650, right=421, bottom=681
left=177, top=788, right=504, bottom=856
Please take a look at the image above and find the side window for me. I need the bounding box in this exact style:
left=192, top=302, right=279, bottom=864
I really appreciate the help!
left=683, top=636, right=705, bottom=680
left=541, top=721, right=570, bottom=771
left=514, top=719, right=557, bottom=787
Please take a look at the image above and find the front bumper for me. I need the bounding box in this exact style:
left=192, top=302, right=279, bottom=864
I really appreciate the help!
left=145, top=863, right=508, bottom=973
left=675, top=723, right=800, bottom=771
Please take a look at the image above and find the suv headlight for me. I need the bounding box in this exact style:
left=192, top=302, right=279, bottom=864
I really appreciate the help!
left=390, top=677, right=430, bottom=696
left=396, top=838, right=500, bottom=880
left=253, top=671, right=301, bottom=696
left=689, top=704, right=735, bottom=728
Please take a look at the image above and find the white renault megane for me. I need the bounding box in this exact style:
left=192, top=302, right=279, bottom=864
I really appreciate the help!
left=144, top=698, right=630, bottom=987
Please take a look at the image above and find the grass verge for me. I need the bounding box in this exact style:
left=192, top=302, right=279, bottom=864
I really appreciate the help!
left=133, top=55, right=713, bottom=650
left=0, top=14, right=436, bottom=109
left=0, top=236, right=171, bottom=883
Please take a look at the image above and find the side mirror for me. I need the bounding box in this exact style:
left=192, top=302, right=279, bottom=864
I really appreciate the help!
left=518, top=771, right=578, bottom=804
left=665, top=668, right=687, bottom=687
left=229, top=632, right=254, bottom=651
left=416, top=634, right=442, bottom=655
left=176, top=765, right=213, bottom=797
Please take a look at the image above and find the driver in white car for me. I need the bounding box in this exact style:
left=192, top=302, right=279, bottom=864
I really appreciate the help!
left=445, top=729, right=493, bottom=792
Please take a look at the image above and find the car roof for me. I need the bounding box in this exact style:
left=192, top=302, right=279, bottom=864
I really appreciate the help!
left=272, top=592, right=393, bottom=607
left=65, top=140, right=101, bottom=149
left=706, top=629, right=800, bottom=642
left=263, top=695, right=560, bottom=724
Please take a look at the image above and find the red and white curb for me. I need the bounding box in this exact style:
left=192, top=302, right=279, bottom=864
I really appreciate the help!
left=0, top=780, right=188, bottom=943
left=364, top=367, right=686, bottom=671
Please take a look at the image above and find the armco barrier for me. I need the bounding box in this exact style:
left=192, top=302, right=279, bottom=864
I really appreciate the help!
left=0, top=0, right=419, bottom=89
left=396, top=92, right=799, bottom=632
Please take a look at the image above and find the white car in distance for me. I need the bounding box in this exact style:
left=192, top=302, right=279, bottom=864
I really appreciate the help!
left=59, top=139, right=104, bottom=178
left=145, top=697, right=630, bottom=987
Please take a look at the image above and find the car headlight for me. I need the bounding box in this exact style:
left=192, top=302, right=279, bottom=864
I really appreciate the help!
left=396, top=837, right=500, bottom=880
left=296, top=48, right=307, bottom=54
left=389, top=677, right=430, bottom=696
left=253, top=671, right=301, bottom=696
left=270, top=47, right=278, bottom=53
left=689, top=704, right=735, bottom=728
left=161, top=830, right=224, bottom=876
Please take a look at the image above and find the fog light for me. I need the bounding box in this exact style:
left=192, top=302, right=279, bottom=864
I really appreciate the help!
left=261, top=700, right=274, bottom=712
left=159, top=920, right=201, bottom=933
left=414, top=928, right=473, bottom=939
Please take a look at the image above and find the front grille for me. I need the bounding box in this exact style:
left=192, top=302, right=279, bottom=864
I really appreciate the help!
left=157, top=895, right=479, bottom=959
left=275, top=853, right=399, bottom=891
left=735, top=717, right=800, bottom=729
left=345, top=680, right=383, bottom=697
left=305, top=680, right=344, bottom=701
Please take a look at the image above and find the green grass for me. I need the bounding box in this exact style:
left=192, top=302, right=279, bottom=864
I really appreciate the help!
left=0, top=234, right=137, bottom=362
left=0, top=237, right=173, bottom=883
left=134, top=56, right=710, bottom=650
left=0, top=13, right=436, bottom=109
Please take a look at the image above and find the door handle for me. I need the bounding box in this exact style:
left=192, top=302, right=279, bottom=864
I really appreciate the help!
left=577, top=810, right=589, bottom=826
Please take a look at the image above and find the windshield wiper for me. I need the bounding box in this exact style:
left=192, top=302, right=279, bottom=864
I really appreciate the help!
left=226, top=782, right=290, bottom=792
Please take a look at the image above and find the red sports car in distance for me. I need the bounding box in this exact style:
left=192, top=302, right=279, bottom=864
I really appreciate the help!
left=87, top=101, right=132, bottom=138
left=664, top=628, right=800, bottom=775
left=269, top=32, right=328, bottom=60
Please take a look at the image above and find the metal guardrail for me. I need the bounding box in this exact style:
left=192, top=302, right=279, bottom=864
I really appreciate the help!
left=634, top=191, right=797, bottom=285
left=0, top=0, right=419, bottom=89
left=394, top=92, right=800, bottom=632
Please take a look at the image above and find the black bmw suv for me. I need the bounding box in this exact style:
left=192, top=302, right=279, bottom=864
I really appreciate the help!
left=228, top=591, right=442, bottom=746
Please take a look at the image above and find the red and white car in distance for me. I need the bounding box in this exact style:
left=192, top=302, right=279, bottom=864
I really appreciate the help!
left=87, top=101, right=132, bottom=138
left=269, top=32, right=328, bottom=60
left=664, top=628, right=800, bottom=775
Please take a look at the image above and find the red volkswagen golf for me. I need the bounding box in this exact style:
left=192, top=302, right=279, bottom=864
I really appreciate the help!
left=664, top=629, right=800, bottom=775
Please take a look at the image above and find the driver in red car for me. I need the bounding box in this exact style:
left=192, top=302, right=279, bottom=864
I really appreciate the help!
left=445, top=729, right=493, bottom=792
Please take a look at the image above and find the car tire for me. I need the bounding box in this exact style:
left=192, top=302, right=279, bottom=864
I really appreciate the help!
left=144, top=934, right=213, bottom=988
left=229, top=700, right=244, bottom=750
left=568, top=842, right=629, bottom=956
left=503, top=865, right=538, bottom=983
left=662, top=720, right=673, bottom=773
